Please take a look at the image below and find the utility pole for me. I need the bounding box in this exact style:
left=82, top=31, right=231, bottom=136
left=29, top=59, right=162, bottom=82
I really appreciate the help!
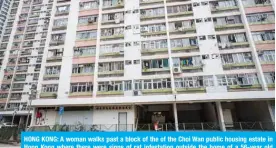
left=25, top=89, right=36, bottom=130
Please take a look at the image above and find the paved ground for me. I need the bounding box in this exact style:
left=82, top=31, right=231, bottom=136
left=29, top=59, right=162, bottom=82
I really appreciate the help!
left=0, top=143, right=20, bottom=148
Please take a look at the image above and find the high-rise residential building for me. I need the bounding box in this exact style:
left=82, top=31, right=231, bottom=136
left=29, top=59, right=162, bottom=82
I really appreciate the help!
left=0, top=0, right=11, bottom=41
left=0, top=0, right=274, bottom=131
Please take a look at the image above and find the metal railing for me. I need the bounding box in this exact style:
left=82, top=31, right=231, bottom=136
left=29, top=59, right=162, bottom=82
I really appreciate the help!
left=27, top=122, right=275, bottom=132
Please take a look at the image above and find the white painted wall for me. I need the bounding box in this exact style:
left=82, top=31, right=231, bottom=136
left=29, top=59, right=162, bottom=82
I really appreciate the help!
left=61, top=111, right=93, bottom=125
left=92, top=109, right=135, bottom=131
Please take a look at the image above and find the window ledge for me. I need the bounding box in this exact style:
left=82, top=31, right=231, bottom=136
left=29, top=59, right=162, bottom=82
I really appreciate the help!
left=141, top=31, right=167, bottom=36
left=98, top=70, right=124, bottom=75
left=71, top=73, right=94, bottom=77
left=40, top=92, right=57, bottom=98
left=79, top=8, right=98, bottom=12
left=175, top=87, right=206, bottom=92
left=223, top=62, right=255, bottom=68
left=43, top=74, right=60, bottom=78
left=255, top=40, right=275, bottom=44
left=73, top=54, right=95, bottom=58
left=97, top=91, right=123, bottom=95
left=172, top=46, right=199, bottom=51
left=141, top=88, right=172, bottom=94
left=69, top=92, right=92, bottom=96
left=211, top=6, right=239, bottom=12
left=141, top=48, right=168, bottom=53
left=142, top=68, right=170, bottom=72
left=76, top=39, right=96, bottom=42
left=140, top=0, right=163, bottom=4
left=249, top=21, right=275, bottom=25
left=267, top=84, right=275, bottom=88
left=100, top=52, right=123, bottom=56
left=228, top=84, right=262, bottom=89
left=215, top=24, right=244, bottom=29
left=261, top=61, right=275, bottom=65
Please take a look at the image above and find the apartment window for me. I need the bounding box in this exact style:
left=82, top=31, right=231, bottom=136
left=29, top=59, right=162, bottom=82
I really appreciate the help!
left=51, top=33, right=66, bottom=41
left=180, top=56, right=202, bottom=66
left=70, top=82, right=93, bottom=93
left=47, top=49, right=64, bottom=58
left=0, top=94, right=8, bottom=98
left=98, top=81, right=123, bottom=92
left=79, top=1, right=98, bottom=10
left=213, top=15, right=242, bottom=26
left=134, top=60, right=140, bottom=64
left=26, top=26, right=37, bottom=32
left=221, top=52, right=253, bottom=64
left=12, top=83, right=24, bottom=89
left=143, top=59, right=169, bottom=69
left=78, top=15, right=98, bottom=25
left=74, top=46, right=96, bottom=56
left=53, top=18, right=68, bottom=27
left=140, top=7, right=165, bottom=17
left=167, top=4, right=192, bottom=14
left=100, top=44, right=124, bottom=55
left=125, top=60, right=132, bottom=65
left=217, top=33, right=247, bottom=45
left=124, top=81, right=132, bottom=91
left=42, top=84, right=58, bottom=92
left=252, top=31, right=275, bottom=42
left=259, top=50, right=275, bottom=62
left=76, top=30, right=97, bottom=40
left=175, top=76, right=214, bottom=88
left=264, top=72, right=275, bottom=84
left=142, top=40, right=167, bottom=50
left=56, top=5, right=70, bottom=15
left=101, top=27, right=124, bottom=37
left=141, top=78, right=171, bottom=90
left=169, top=20, right=194, bottom=31
left=45, top=66, right=61, bottom=75
left=211, top=0, right=237, bottom=9
left=98, top=62, right=124, bottom=72
left=242, top=0, right=270, bottom=6
left=247, top=13, right=275, bottom=23
left=217, top=74, right=259, bottom=86
left=103, top=0, right=123, bottom=8
left=171, top=38, right=198, bottom=48
left=141, top=24, right=166, bottom=33
left=72, top=63, right=95, bottom=74
left=102, top=12, right=124, bottom=22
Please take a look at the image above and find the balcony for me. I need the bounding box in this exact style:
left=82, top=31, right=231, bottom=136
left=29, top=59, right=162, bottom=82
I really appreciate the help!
left=46, top=56, right=62, bottom=62
left=52, top=25, right=67, bottom=31
left=228, top=84, right=262, bottom=91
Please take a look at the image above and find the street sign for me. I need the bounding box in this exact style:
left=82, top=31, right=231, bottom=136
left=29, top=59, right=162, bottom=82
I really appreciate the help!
left=59, top=107, right=64, bottom=115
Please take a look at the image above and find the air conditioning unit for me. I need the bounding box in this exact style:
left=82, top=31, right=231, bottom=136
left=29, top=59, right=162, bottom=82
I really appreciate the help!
left=173, top=67, right=181, bottom=73
left=133, top=90, right=142, bottom=96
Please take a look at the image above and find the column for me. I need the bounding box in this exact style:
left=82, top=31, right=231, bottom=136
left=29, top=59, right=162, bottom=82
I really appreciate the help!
left=173, top=103, right=179, bottom=131
left=216, top=102, right=226, bottom=131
